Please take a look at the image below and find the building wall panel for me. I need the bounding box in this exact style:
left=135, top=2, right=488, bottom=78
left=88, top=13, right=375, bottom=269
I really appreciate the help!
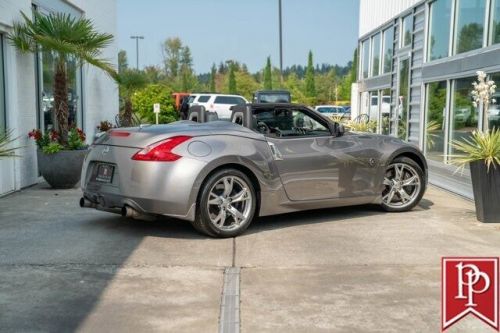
left=359, top=0, right=421, bottom=37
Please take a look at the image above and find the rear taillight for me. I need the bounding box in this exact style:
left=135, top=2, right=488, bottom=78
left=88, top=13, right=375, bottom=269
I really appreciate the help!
left=132, top=136, right=192, bottom=161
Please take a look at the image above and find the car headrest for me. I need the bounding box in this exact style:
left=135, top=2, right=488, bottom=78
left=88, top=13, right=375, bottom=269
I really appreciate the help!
left=230, top=105, right=253, bottom=128
left=188, top=105, right=206, bottom=123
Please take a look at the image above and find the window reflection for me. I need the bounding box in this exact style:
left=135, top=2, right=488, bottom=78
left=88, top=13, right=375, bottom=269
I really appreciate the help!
left=361, top=40, right=370, bottom=79
left=401, top=15, right=413, bottom=47
left=428, top=0, right=452, bottom=60
left=0, top=34, right=5, bottom=132
left=454, top=0, right=486, bottom=54
left=491, top=0, right=500, bottom=44
left=488, top=74, right=500, bottom=130
left=371, top=33, right=381, bottom=76
left=39, top=51, right=81, bottom=132
left=382, top=27, right=394, bottom=74
left=381, top=88, right=391, bottom=135
left=397, top=58, right=410, bottom=139
left=450, top=77, right=478, bottom=162
left=426, top=81, right=447, bottom=162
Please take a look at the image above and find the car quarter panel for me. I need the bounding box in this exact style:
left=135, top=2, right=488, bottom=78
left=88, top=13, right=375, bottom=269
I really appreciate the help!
left=180, top=134, right=284, bottom=211
left=81, top=144, right=207, bottom=220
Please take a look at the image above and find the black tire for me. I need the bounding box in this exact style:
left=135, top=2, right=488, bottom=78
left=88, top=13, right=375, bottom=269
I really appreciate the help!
left=191, top=169, right=257, bottom=238
left=380, top=156, right=426, bottom=212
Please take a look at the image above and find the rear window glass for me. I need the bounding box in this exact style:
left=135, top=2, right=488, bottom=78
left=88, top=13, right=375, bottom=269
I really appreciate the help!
left=214, top=96, right=246, bottom=105
left=258, top=93, right=291, bottom=103
left=197, top=95, right=210, bottom=103
left=187, top=95, right=196, bottom=103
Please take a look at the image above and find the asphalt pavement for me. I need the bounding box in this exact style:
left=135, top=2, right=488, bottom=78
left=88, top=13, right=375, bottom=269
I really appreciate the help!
left=0, top=183, right=499, bottom=332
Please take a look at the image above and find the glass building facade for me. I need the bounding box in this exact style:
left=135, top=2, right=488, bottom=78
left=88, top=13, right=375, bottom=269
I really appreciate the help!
left=356, top=0, right=500, bottom=198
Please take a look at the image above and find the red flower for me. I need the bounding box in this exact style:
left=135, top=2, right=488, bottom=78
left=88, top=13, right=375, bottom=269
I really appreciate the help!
left=49, top=130, right=59, bottom=142
left=76, top=128, right=86, bottom=141
left=28, top=129, right=42, bottom=141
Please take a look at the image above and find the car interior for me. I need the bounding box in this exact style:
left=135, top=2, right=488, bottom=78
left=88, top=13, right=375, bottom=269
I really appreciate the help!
left=188, top=104, right=333, bottom=138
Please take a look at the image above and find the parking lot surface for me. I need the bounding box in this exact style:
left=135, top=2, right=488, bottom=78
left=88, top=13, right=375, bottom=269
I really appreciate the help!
left=0, top=184, right=499, bottom=332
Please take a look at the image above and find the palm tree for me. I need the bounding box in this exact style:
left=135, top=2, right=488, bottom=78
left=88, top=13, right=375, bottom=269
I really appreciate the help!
left=8, top=11, right=117, bottom=145
left=116, top=69, right=147, bottom=126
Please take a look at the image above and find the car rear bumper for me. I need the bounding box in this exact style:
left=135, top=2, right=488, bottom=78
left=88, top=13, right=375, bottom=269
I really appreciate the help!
left=81, top=144, right=207, bottom=221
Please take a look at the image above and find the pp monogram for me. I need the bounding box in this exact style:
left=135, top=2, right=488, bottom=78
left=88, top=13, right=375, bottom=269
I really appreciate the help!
left=442, top=257, right=499, bottom=331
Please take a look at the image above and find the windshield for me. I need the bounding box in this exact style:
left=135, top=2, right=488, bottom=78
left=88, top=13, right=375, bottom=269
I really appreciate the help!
left=258, top=93, right=291, bottom=103
left=317, top=107, right=345, bottom=113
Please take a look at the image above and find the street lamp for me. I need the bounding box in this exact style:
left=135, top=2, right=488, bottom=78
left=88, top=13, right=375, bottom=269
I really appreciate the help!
left=130, top=35, right=144, bottom=70
left=278, top=0, right=283, bottom=87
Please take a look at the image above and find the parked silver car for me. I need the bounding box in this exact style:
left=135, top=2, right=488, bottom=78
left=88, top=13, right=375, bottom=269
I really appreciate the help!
left=81, top=103, right=427, bottom=237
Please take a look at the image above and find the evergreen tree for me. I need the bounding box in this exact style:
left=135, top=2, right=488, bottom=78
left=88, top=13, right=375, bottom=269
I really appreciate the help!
left=118, top=50, right=128, bottom=74
left=305, top=50, right=316, bottom=97
left=263, top=56, right=273, bottom=90
left=228, top=63, right=237, bottom=94
left=180, top=46, right=194, bottom=91
left=210, top=63, right=217, bottom=92
left=350, top=47, right=358, bottom=83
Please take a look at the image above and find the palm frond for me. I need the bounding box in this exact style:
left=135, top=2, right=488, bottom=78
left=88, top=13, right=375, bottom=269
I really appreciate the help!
left=450, top=129, right=500, bottom=171
left=8, top=10, right=116, bottom=76
left=0, top=129, right=23, bottom=158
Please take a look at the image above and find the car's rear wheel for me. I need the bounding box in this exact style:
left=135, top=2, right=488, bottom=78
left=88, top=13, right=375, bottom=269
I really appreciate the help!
left=192, top=169, right=256, bottom=238
left=380, top=157, right=425, bottom=212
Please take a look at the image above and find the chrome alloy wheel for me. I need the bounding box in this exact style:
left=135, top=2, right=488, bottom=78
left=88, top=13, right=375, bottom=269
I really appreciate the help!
left=382, top=162, right=421, bottom=209
left=206, top=176, right=253, bottom=231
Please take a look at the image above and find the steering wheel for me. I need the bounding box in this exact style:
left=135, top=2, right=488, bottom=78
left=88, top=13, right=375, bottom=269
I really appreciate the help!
left=292, top=127, right=311, bottom=135
left=271, top=127, right=283, bottom=137
left=256, top=121, right=270, bottom=134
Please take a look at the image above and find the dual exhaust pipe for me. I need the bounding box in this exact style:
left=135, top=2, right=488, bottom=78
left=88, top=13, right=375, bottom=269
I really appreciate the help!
left=79, top=197, right=142, bottom=218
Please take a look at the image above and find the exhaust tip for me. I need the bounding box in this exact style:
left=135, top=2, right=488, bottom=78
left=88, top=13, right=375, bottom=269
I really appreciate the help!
left=80, top=197, right=96, bottom=208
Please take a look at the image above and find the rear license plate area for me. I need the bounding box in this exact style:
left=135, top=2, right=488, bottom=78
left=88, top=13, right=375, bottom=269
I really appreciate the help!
left=95, top=164, right=114, bottom=183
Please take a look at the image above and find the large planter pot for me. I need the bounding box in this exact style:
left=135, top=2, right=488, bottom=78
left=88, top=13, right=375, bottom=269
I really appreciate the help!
left=37, top=149, right=88, bottom=189
left=470, top=160, right=500, bottom=223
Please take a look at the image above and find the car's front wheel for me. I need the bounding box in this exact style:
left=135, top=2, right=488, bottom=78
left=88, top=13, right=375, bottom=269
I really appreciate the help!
left=380, top=157, right=425, bottom=212
left=192, top=169, right=256, bottom=238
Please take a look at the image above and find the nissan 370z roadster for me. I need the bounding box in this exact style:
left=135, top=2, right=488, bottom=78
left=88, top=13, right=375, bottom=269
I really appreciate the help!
left=80, top=103, right=427, bottom=237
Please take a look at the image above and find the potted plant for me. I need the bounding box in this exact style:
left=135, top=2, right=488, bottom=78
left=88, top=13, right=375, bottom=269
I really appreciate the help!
left=8, top=11, right=117, bottom=188
left=451, top=71, right=500, bottom=223
left=29, top=128, right=87, bottom=188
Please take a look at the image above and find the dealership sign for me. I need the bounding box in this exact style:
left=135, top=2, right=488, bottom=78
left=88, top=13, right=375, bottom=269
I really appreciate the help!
left=442, top=257, right=499, bottom=331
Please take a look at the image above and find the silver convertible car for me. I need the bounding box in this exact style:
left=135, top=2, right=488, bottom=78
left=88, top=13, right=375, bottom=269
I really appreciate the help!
left=80, top=103, right=427, bottom=237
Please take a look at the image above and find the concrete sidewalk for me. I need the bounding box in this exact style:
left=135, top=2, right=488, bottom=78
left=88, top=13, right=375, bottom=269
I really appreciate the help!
left=0, top=183, right=498, bottom=332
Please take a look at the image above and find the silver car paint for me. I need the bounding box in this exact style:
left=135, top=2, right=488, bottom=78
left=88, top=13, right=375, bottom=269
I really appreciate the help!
left=81, top=120, right=427, bottom=221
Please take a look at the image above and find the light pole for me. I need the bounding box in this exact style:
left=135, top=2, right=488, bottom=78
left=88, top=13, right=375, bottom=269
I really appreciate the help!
left=130, top=35, right=144, bottom=70
left=278, top=0, right=283, bottom=87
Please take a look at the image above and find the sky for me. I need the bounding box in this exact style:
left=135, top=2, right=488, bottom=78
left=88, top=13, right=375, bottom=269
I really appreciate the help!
left=117, top=0, right=359, bottom=74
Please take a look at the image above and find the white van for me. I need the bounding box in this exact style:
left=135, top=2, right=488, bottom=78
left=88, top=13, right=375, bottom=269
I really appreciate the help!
left=192, top=94, right=248, bottom=119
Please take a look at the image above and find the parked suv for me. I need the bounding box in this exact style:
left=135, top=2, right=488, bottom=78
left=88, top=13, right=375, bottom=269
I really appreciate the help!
left=191, top=94, right=248, bottom=119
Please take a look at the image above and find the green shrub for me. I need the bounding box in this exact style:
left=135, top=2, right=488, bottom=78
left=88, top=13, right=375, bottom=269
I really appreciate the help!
left=131, top=84, right=178, bottom=124
left=42, top=142, right=64, bottom=154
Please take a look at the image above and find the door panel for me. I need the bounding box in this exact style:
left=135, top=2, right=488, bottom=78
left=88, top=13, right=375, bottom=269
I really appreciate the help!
left=267, top=134, right=382, bottom=201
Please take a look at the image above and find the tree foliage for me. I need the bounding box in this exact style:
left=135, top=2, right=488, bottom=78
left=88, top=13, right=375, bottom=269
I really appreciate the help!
left=305, top=50, right=316, bottom=99
left=121, top=36, right=355, bottom=118
left=131, top=84, right=177, bottom=124
left=228, top=63, right=237, bottom=94
left=263, top=56, right=273, bottom=90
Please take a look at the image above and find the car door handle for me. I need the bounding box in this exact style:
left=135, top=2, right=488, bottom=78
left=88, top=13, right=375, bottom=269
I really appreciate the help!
left=267, top=142, right=283, bottom=160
